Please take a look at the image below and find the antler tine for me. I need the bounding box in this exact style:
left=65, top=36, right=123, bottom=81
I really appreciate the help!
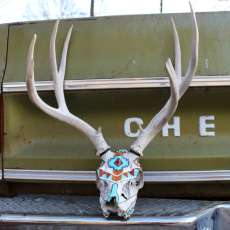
left=26, top=34, right=58, bottom=116
left=50, top=20, right=73, bottom=111
left=171, top=2, right=198, bottom=97
left=171, top=18, right=181, bottom=82
left=179, top=2, right=199, bottom=97
left=26, top=21, right=110, bottom=155
left=130, top=4, right=198, bottom=156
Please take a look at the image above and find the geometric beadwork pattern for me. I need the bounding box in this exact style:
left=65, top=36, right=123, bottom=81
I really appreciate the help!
left=108, top=155, right=129, bottom=171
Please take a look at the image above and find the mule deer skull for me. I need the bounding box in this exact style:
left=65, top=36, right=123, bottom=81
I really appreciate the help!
left=26, top=3, right=198, bottom=219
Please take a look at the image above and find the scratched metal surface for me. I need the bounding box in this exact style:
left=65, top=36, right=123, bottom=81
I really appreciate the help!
left=0, top=195, right=229, bottom=229
left=0, top=194, right=223, bottom=216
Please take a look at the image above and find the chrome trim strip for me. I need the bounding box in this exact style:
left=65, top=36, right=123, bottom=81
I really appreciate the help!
left=3, top=76, right=230, bottom=92
left=0, top=214, right=195, bottom=225
left=5, top=169, right=230, bottom=182
left=4, top=169, right=95, bottom=181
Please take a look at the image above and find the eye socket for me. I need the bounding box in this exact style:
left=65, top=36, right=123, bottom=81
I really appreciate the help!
left=102, top=180, right=108, bottom=187
left=96, top=175, right=108, bottom=189
left=129, top=179, right=138, bottom=187
left=128, top=170, right=144, bottom=188
left=136, top=170, right=144, bottom=188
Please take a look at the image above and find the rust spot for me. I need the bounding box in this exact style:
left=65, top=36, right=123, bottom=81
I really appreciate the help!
left=0, top=94, right=3, bottom=167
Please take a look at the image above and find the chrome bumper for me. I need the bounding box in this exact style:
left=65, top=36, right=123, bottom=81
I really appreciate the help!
left=0, top=194, right=229, bottom=229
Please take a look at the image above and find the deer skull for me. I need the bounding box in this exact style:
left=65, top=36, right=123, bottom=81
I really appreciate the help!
left=26, top=2, right=198, bottom=219
left=96, top=149, right=143, bottom=218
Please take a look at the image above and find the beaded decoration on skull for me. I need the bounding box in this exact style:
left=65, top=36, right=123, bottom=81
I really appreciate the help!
left=96, top=148, right=143, bottom=218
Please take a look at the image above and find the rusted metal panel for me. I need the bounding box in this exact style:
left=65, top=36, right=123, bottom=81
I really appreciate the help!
left=0, top=94, right=3, bottom=174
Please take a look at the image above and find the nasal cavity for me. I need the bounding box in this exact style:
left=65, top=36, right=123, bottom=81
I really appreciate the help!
left=107, top=184, right=119, bottom=206
left=106, top=197, right=116, bottom=206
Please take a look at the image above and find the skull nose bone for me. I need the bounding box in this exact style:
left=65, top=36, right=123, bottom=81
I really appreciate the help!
left=106, top=197, right=116, bottom=206
left=107, top=183, right=119, bottom=205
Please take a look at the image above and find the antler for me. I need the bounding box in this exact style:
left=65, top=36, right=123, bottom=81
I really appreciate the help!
left=130, top=2, right=199, bottom=156
left=26, top=21, right=110, bottom=155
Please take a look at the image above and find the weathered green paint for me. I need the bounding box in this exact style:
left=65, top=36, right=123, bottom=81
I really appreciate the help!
left=3, top=12, right=230, bottom=172
left=3, top=12, right=230, bottom=82
left=4, top=87, right=230, bottom=171
left=0, top=25, right=8, bottom=87
left=0, top=25, right=9, bottom=172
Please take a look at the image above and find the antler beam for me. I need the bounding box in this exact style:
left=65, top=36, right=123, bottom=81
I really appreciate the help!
left=26, top=21, right=110, bottom=155
left=130, top=3, right=199, bottom=156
